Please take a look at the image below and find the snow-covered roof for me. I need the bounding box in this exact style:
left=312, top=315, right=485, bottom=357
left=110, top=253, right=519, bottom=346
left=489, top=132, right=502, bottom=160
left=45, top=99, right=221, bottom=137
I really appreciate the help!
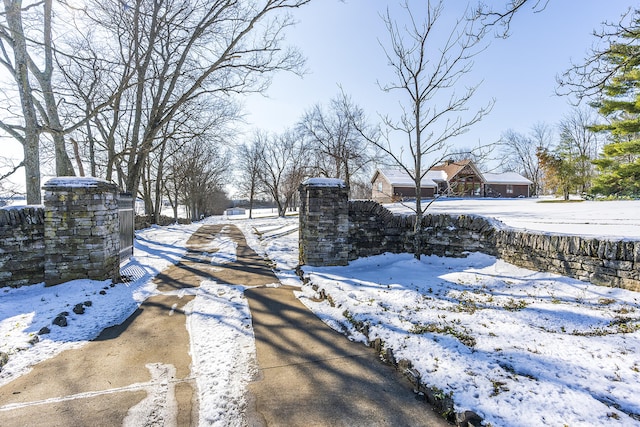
left=424, top=170, right=448, bottom=182
left=483, top=172, right=533, bottom=185
left=375, top=169, right=437, bottom=188
left=375, top=165, right=532, bottom=188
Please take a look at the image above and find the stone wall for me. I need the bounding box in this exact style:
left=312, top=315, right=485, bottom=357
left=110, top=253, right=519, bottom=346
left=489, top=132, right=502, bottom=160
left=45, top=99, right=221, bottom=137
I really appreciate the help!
left=496, top=231, right=640, bottom=291
left=43, top=177, right=120, bottom=286
left=346, top=201, right=640, bottom=292
left=0, top=206, right=45, bottom=287
left=299, top=179, right=350, bottom=266
left=0, top=177, right=123, bottom=288
left=347, top=201, right=500, bottom=259
left=300, top=189, right=640, bottom=292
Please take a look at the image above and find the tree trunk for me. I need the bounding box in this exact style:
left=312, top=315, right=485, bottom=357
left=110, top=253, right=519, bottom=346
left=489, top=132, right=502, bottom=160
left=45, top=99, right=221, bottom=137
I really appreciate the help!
left=39, top=0, right=75, bottom=177
left=248, top=182, right=255, bottom=219
left=4, top=0, right=41, bottom=204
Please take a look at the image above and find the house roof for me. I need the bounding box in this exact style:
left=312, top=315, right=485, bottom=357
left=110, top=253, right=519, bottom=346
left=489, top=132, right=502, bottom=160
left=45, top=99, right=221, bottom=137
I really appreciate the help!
left=430, top=159, right=485, bottom=182
left=483, top=172, right=533, bottom=185
left=373, top=161, right=533, bottom=189
left=373, top=169, right=437, bottom=188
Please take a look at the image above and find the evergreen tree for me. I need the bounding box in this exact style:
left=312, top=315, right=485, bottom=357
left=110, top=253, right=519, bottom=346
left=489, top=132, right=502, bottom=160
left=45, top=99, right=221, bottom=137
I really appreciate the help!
left=589, top=10, right=640, bottom=197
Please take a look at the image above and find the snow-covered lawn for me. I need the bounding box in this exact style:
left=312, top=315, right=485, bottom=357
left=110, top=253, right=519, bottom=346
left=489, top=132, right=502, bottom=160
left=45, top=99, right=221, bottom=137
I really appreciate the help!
left=385, top=197, right=640, bottom=239
left=297, top=253, right=640, bottom=426
left=2, top=199, right=640, bottom=426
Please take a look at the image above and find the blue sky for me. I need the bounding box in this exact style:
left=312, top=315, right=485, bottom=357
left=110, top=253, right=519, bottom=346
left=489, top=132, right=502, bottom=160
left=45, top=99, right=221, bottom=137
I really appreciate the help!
left=240, top=0, right=630, bottom=165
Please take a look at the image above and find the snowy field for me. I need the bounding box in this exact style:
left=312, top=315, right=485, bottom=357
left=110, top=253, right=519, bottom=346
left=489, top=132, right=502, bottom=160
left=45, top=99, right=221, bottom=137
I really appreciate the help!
left=1, top=199, right=640, bottom=426
left=386, top=197, right=640, bottom=239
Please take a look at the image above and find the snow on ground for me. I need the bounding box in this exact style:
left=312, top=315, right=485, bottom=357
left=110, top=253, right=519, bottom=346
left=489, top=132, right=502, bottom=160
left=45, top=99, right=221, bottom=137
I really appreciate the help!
left=0, top=219, right=256, bottom=427
left=297, top=254, right=640, bottom=426
left=386, top=197, right=640, bottom=239
left=0, top=222, right=201, bottom=387
left=2, top=200, right=640, bottom=426
left=238, top=201, right=640, bottom=426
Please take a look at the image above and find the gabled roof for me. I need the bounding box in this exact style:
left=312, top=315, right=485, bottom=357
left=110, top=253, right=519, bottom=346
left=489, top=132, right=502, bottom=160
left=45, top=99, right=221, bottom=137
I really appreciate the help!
left=373, top=161, right=531, bottom=189
left=430, top=159, right=485, bottom=182
left=425, top=170, right=448, bottom=182
left=483, top=172, right=533, bottom=185
left=372, top=169, right=437, bottom=188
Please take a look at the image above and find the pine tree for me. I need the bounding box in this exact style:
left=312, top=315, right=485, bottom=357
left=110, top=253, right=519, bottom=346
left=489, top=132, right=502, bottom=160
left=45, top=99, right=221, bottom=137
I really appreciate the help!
left=590, top=11, right=640, bottom=197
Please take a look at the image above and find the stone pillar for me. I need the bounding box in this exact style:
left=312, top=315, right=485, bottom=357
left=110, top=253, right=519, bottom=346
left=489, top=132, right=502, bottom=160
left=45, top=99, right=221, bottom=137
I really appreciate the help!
left=43, top=177, right=120, bottom=286
left=299, top=178, right=349, bottom=266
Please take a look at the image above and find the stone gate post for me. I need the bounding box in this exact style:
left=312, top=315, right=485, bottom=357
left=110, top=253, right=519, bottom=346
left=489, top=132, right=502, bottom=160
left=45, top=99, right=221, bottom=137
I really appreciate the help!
left=299, top=178, right=349, bottom=266
left=43, top=177, right=120, bottom=286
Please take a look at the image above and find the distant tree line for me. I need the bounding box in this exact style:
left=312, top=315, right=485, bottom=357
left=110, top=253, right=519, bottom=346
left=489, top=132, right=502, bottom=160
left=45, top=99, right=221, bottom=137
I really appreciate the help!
left=235, top=92, right=381, bottom=218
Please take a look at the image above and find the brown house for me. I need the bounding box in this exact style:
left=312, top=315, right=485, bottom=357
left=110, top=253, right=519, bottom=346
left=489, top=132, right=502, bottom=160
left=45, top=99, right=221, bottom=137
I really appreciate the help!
left=371, top=160, right=532, bottom=202
left=483, top=172, right=533, bottom=198
left=371, top=169, right=437, bottom=203
left=429, top=159, right=485, bottom=197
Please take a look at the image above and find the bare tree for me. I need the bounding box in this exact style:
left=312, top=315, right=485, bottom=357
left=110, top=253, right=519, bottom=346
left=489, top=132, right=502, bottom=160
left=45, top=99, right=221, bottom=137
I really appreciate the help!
left=557, top=107, right=601, bottom=194
left=0, top=0, right=42, bottom=203
left=0, top=0, right=78, bottom=191
left=167, top=137, right=231, bottom=221
left=27, top=0, right=75, bottom=176
left=473, top=0, right=549, bottom=38
left=76, top=0, right=310, bottom=200
left=236, top=137, right=265, bottom=219
left=362, top=1, right=493, bottom=258
left=558, top=8, right=639, bottom=102
left=499, top=122, right=554, bottom=196
left=141, top=96, right=238, bottom=223
left=257, top=129, right=309, bottom=217
left=298, top=92, right=380, bottom=194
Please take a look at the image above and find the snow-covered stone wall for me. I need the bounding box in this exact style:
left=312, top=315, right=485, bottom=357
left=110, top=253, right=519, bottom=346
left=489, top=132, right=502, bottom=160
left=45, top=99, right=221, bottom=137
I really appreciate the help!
left=346, top=201, right=640, bottom=292
left=43, top=178, right=120, bottom=286
left=0, top=177, right=123, bottom=288
left=298, top=195, right=640, bottom=291
left=0, top=206, right=45, bottom=287
left=299, top=179, right=350, bottom=266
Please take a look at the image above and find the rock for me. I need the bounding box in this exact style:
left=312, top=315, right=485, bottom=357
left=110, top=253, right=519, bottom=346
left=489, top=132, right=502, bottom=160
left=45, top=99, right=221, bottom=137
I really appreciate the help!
left=0, top=352, right=8, bottom=369
left=73, top=303, right=85, bottom=315
left=53, top=315, right=67, bottom=327
left=397, top=359, right=412, bottom=370
left=383, top=347, right=396, bottom=366
left=456, top=410, right=483, bottom=427
left=84, top=300, right=92, bottom=307
left=404, top=367, right=421, bottom=389
left=99, top=290, right=106, bottom=295
left=38, top=326, right=51, bottom=335
left=28, top=335, right=39, bottom=345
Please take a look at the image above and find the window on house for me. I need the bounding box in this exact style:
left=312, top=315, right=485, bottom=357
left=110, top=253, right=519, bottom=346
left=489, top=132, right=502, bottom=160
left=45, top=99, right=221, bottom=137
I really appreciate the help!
left=377, top=182, right=383, bottom=192
left=506, top=184, right=514, bottom=194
